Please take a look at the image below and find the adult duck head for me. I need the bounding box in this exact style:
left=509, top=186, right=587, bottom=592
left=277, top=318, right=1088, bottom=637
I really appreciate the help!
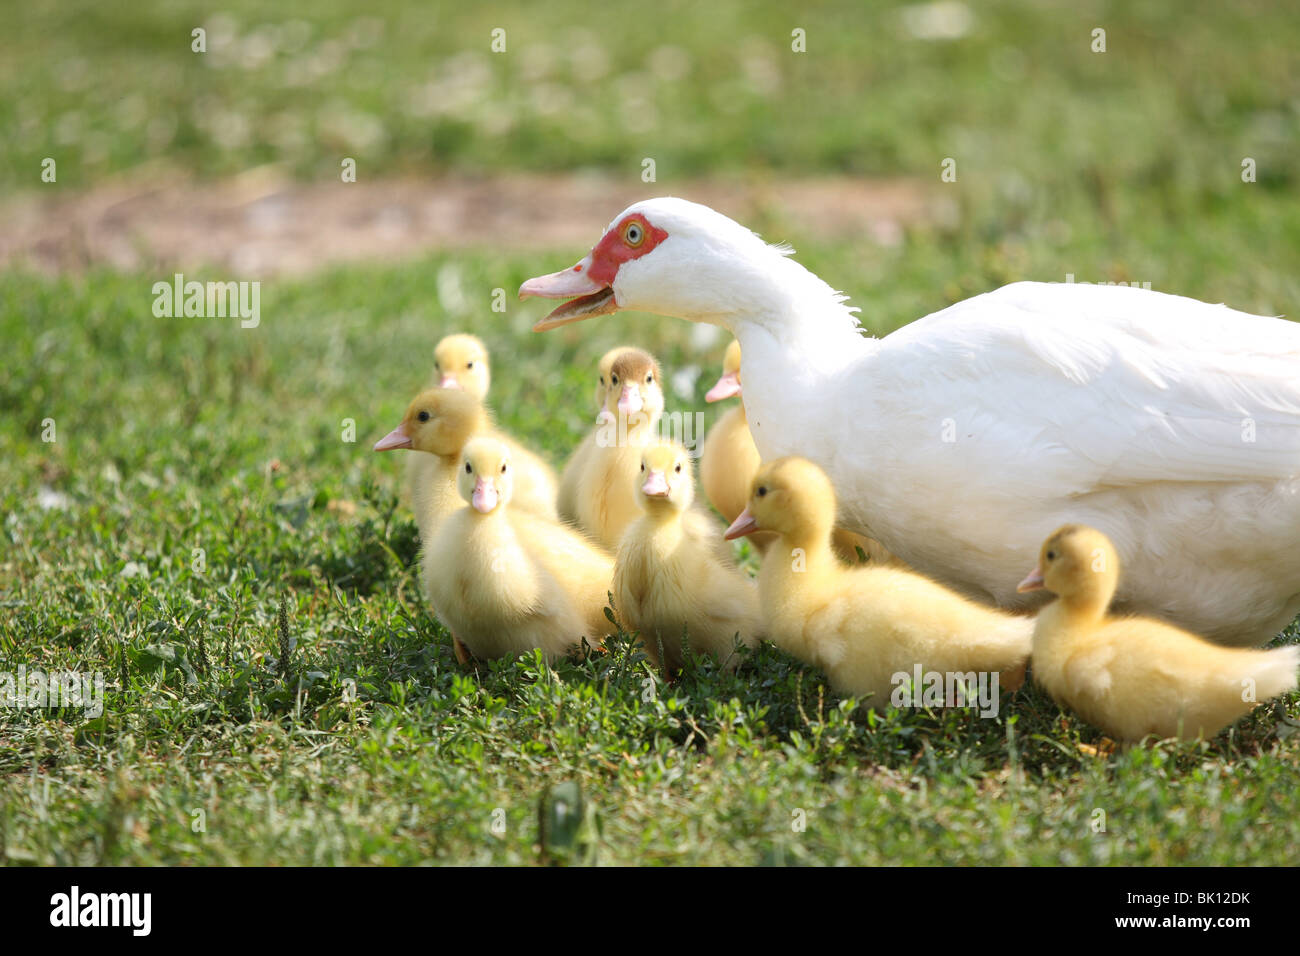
left=518, top=197, right=862, bottom=338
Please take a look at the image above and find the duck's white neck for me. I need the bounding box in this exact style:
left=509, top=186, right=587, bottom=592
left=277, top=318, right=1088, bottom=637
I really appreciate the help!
left=714, top=255, right=878, bottom=461
left=722, top=254, right=865, bottom=339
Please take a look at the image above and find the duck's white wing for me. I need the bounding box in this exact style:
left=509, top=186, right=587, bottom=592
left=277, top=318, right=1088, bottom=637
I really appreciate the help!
left=876, top=281, right=1300, bottom=495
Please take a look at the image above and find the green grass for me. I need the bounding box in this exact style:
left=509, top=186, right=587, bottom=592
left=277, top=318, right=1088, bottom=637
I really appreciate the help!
left=3, top=0, right=1300, bottom=865
left=3, top=241, right=1300, bottom=865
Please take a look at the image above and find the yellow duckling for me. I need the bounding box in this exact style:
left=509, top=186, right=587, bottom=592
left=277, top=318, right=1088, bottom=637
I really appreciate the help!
left=415, top=333, right=559, bottom=520
left=558, top=346, right=635, bottom=523
left=698, top=339, right=774, bottom=552
left=699, top=339, right=894, bottom=566
left=614, top=440, right=761, bottom=674
left=1018, top=524, right=1300, bottom=743
left=430, top=333, right=491, bottom=397
left=726, top=457, right=1032, bottom=706
left=374, top=388, right=487, bottom=543
left=572, top=348, right=666, bottom=550
left=377, top=386, right=557, bottom=542
left=423, top=437, right=614, bottom=662
left=592, top=345, right=629, bottom=427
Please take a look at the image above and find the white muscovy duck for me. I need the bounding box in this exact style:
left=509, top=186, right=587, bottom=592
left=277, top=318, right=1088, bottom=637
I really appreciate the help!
left=519, top=197, right=1300, bottom=647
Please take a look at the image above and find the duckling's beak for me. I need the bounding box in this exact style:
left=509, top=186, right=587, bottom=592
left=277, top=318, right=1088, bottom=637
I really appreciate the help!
left=618, top=385, right=643, bottom=416
left=520, top=257, right=619, bottom=331
left=705, top=372, right=741, bottom=403
left=642, top=470, right=670, bottom=498
left=373, top=424, right=413, bottom=452
left=1016, top=568, right=1045, bottom=593
left=438, top=376, right=460, bottom=390
left=724, top=508, right=760, bottom=540
left=471, top=478, right=498, bottom=514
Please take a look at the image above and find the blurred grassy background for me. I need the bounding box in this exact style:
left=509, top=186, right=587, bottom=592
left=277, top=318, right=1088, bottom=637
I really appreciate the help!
left=6, top=0, right=1298, bottom=188
left=5, top=0, right=1297, bottom=306
left=2, top=1, right=1300, bottom=865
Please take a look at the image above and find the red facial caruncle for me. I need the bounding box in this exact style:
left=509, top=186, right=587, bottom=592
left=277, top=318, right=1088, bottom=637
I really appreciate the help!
left=584, top=213, right=669, bottom=285
left=519, top=212, right=669, bottom=331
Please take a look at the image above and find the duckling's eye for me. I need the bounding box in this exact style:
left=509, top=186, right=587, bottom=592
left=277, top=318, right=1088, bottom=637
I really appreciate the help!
left=501, top=463, right=507, bottom=474
left=674, top=463, right=682, bottom=473
left=599, top=376, right=605, bottom=386
left=418, top=410, right=431, bottom=422
left=640, top=463, right=645, bottom=472
left=466, top=361, right=474, bottom=370
left=465, top=462, right=472, bottom=474
left=624, top=221, right=644, bottom=246
left=1046, top=550, right=1057, bottom=561
left=646, top=374, right=653, bottom=384
left=757, top=486, right=768, bottom=497
left=611, top=374, right=619, bottom=385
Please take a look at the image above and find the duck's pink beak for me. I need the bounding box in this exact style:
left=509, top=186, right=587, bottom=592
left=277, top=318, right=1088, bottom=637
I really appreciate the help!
left=373, top=424, right=412, bottom=452
left=1016, top=568, right=1045, bottom=593
left=520, top=256, right=618, bottom=331
left=642, top=470, right=670, bottom=498
left=724, top=508, right=760, bottom=540
left=439, top=376, right=460, bottom=390
left=705, top=371, right=742, bottom=403
left=472, top=478, right=498, bottom=514
left=618, top=385, right=643, bottom=416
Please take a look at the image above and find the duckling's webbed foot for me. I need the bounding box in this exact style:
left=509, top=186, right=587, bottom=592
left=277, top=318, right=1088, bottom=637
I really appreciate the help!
left=999, top=661, right=1028, bottom=693
left=452, top=634, right=473, bottom=665
left=1075, top=737, right=1117, bottom=758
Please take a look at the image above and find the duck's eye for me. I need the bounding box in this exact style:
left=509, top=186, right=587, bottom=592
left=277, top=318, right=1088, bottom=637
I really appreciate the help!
left=624, top=221, right=644, bottom=246
left=501, top=463, right=507, bottom=474
left=646, top=374, right=653, bottom=384
left=757, top=486, right=768, bottom=497
left=640, top=463, right=645, bottom=472
left=418, top=410, right=431, bottom=422
left=1046, top=550, right=1057, bottom=561
left=599, top=376, right=605, bottom=386
left=465, top=462, right=472, bottom=474
left=611, top=374, right=619, bottom=385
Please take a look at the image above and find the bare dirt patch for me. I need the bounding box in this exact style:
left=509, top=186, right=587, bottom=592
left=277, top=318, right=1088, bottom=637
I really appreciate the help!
left=1, top=169, right=939, bottom=277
